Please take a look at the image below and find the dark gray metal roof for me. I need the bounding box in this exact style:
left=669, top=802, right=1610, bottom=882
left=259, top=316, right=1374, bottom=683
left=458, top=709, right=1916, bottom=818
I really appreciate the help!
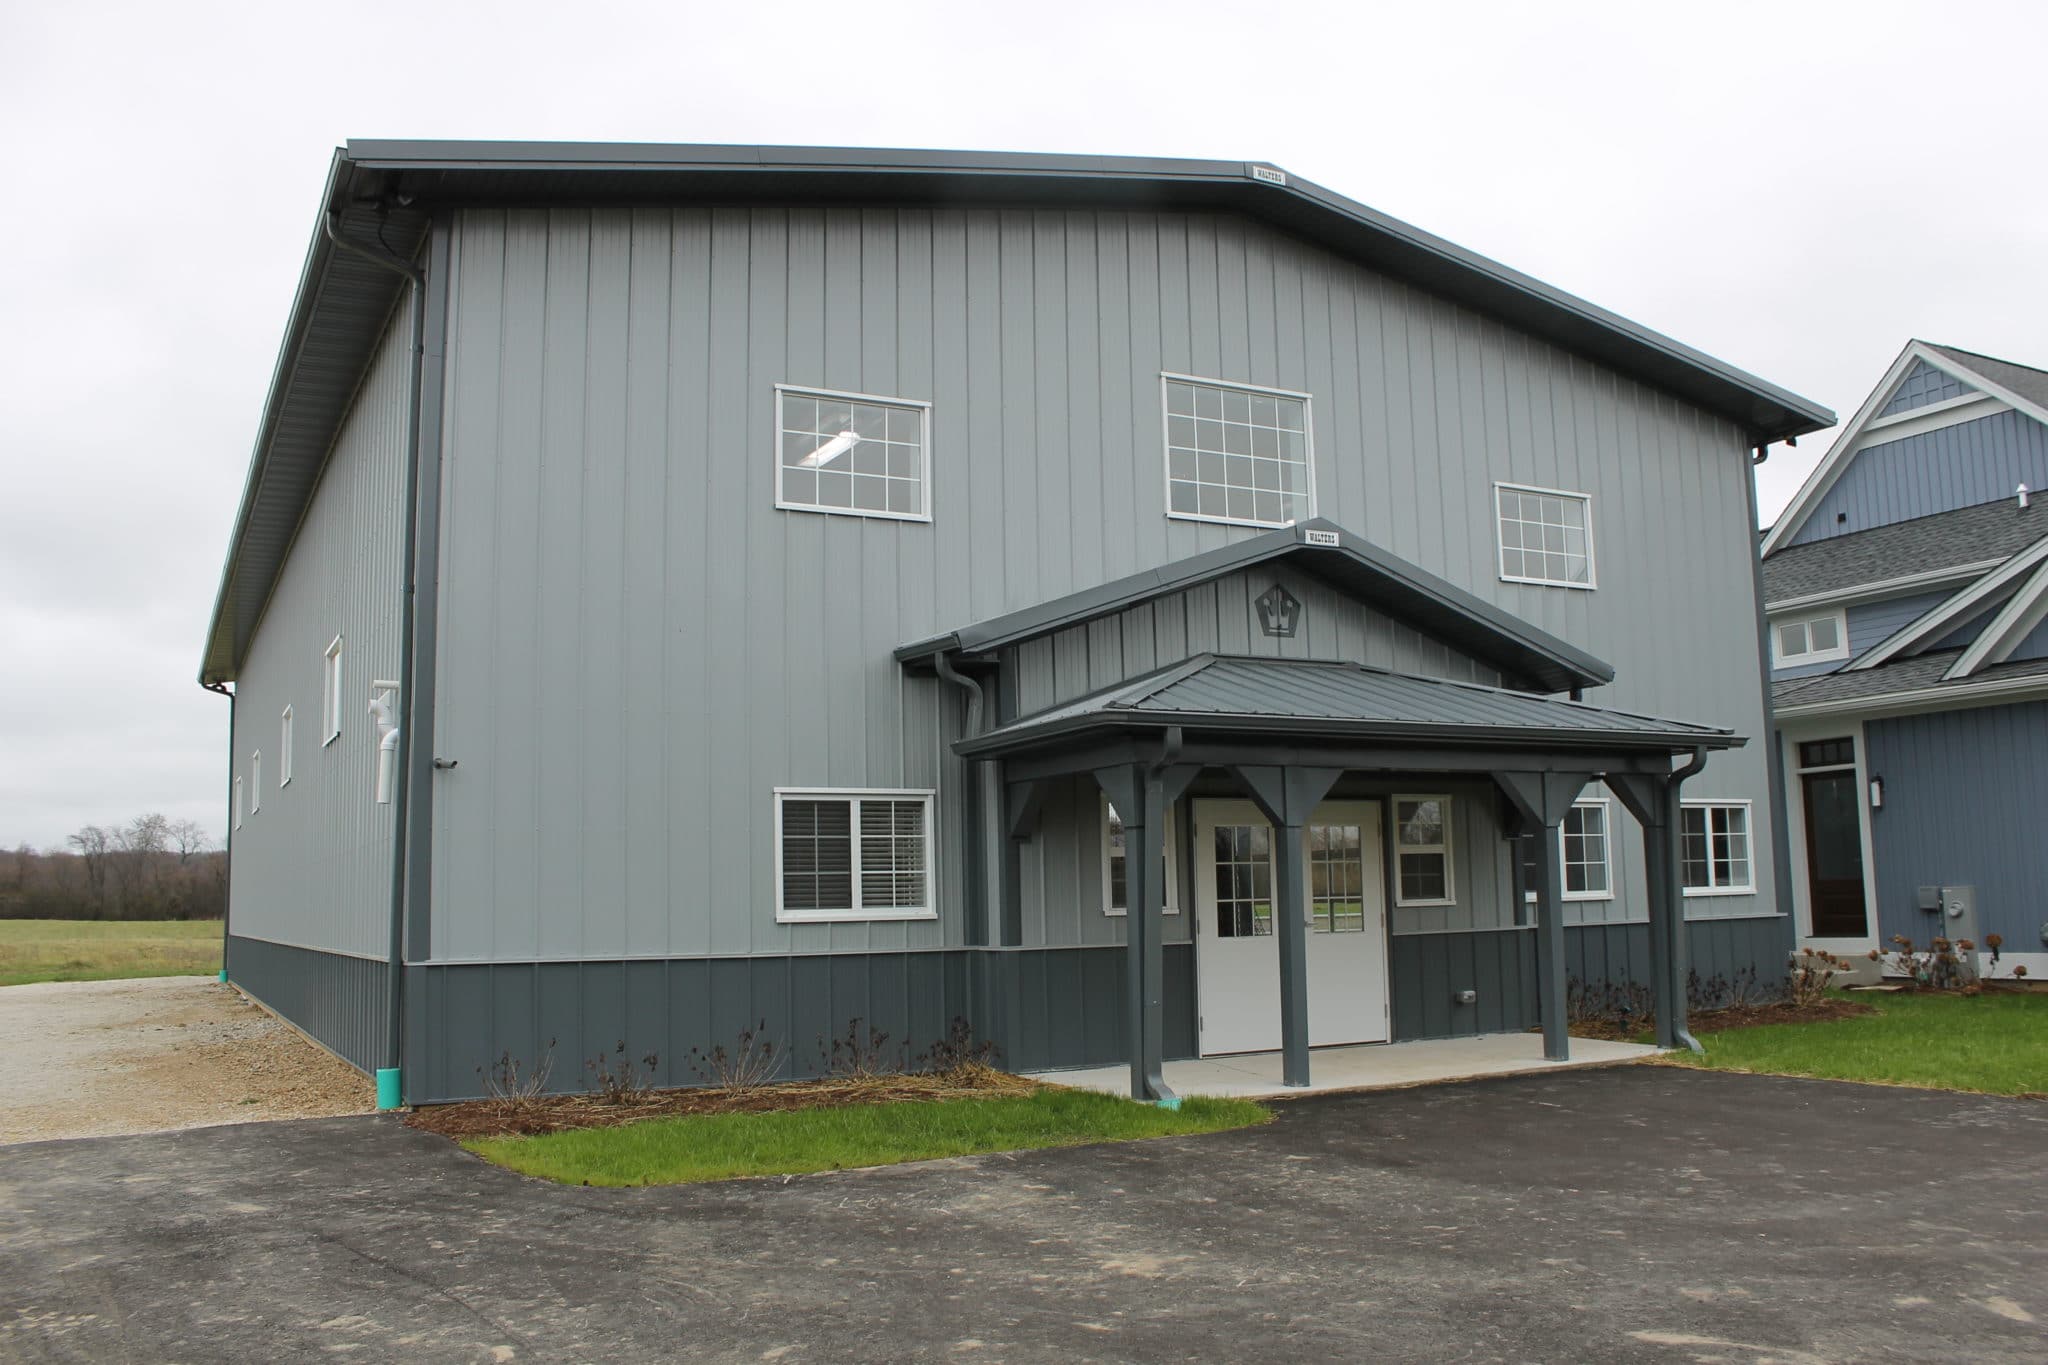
left=1927, top=343, right=2048, bottom=413
left=897, top=518, right=1614, bottom=694
left=1773, top=648, right=2048, bottom=709
left=1761, top=500, right=2048, bottom=604
left=957, top=654, right=1739, bottom=759
left=203, top=139, right=1832, bottom=683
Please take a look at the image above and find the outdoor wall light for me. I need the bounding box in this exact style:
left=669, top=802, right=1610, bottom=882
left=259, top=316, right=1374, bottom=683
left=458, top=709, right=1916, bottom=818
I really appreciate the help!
left=1869, top=775, right=1884, bottom=809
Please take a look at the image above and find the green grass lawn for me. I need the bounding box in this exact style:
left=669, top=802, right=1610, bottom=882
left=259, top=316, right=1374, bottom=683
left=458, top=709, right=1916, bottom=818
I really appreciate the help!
left=1666, top=990, right=2048, bottom=1096
left=0, top=919, right=222, bottom=987
left=466, top=1088, right=1272, bottom=1186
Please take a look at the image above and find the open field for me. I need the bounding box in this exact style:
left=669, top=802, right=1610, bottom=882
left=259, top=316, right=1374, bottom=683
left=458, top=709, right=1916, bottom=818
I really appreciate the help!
left=465, top=1089, right=1271, bottom=1186
left=0, top=918, right=222, bottom=987
left=1666, top=988, right=2048, bottom=1095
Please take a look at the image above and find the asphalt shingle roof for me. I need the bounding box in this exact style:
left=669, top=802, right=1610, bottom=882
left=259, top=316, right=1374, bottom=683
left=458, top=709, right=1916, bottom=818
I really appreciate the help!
left=1761, top=501, right=2048, bottom=604
left=1772, top=649, right=2048, bottom=708
left=1927, top=343, right=2048, bottom=414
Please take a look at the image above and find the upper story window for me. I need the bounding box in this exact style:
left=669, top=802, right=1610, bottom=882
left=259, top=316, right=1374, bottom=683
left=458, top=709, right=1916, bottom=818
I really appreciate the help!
left=249, top=753, right=262, bottom=814
left=322, top=636, right=343, bottom=745
left=775, top=385, right=931, bottom=522
left=233, top=776, right=244, bottom=831
left=775, top=788, right=936, bottom=922
left=1162, top=375, right=1314, bottom=528
left=1561, top=798, right=1611, bottom=900
left=279, top=707, right=294, bottom=786
left=1393, top=795, right=1455, bottom=907
left=1772, top=610, right=1849, bottom=666
left=1102, top=796, right=1181, bottom=916
left=1495, top=483, right=1595, bottom=589
left=1681, top=800, right=1754, bottom=896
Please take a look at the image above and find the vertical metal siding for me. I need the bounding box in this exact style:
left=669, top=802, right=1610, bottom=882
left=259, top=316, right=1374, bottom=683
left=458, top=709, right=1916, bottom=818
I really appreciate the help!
left=1878, top=359, right=1975, bottom=417
left=228, top=295, right=413, bottom=961
left=1863, top=700, right=2048, bottom=949
left=430, top=206, right=1778, bottom=964
left=1788, top=409, right=2048, bottom=545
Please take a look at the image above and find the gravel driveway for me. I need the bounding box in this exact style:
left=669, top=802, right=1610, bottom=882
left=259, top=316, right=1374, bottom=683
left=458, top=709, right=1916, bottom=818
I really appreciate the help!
left=0, top=976, right=372, bottom=1144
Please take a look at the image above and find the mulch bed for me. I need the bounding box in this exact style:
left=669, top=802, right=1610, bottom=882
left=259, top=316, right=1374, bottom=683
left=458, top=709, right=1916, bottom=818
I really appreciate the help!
left=405, top=1063, right=1042, bottom=1141
left=1568, top=997, right=1877, bottom=1043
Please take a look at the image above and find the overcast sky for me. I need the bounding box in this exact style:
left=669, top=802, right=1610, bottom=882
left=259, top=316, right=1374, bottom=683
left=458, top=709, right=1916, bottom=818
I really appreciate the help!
left=3, top=0, right=2044, bottom=851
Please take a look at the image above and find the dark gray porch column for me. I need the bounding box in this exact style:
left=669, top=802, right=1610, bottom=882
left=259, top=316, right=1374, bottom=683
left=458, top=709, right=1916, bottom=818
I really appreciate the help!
left=1233, top=765, right=1345, bottom=1089
left=1609, top=769, right=1697, bottom=1052
left=1497, top=771, right=1594, bottom=1063
left=1094, top=753, right=1199, bottom=1104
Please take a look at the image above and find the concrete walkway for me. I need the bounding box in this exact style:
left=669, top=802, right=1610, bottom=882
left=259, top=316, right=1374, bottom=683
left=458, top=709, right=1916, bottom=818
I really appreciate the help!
left=1030, top=1031, right=1660, bottom=1098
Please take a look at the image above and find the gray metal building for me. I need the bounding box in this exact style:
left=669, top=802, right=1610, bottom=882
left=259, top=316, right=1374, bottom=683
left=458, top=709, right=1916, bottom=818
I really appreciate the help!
left=201, top=142, right=1831, bottom=1104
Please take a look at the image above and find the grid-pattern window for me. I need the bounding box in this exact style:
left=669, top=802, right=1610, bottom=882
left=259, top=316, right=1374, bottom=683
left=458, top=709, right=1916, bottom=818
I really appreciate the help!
left=1394, top=796, right=1455, bottom=906
left=1681, top=801, right=1754, bottom=894
left=1773, top=611, right=1848, bottom=666
left=1308, top=822, right=1367, bottom=933
left=775, top=790, right=935, bottom=921
left=1211, top=823, right=1274, bottom=937
left=322, top=636, right=343, bottom=744
left=1102, top=798, right=1180, bottom=916
left=1163, top=376, right=1312, bottom=527
left=279, top=707, right=293, bottom=786
left=1496, top=484, right=1595, bottom=588
left=1561, top=800, right=1611, bottom=899
left=775, top=386, right=930, bottom=520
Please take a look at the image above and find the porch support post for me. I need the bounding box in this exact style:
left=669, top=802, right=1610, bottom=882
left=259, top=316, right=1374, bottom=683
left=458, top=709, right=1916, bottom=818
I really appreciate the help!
left=1094, top=744, right=1200, bottom=1105
left=1610, top=772, right=1676, bottom=1049
left=1232, top=764, right=1345, bottom=1089
left=1496, top=771, right=1594, bottom=1063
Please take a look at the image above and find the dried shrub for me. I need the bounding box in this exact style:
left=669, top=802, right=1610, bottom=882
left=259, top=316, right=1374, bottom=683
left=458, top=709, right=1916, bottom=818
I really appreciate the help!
left=915, top=1017, right=1002, bottom=1078
left=1873, top=936, right=1981, bottom=992
left=477, top=1038, right=556, bottom=1110
left=1787, top=948, right=1852, bottom=1008
left=687, top=1020, right=781, bottom=1094
left=586, top=1041, right=661, bottom=1105
left=818, top=1018, right=906, bottom=1078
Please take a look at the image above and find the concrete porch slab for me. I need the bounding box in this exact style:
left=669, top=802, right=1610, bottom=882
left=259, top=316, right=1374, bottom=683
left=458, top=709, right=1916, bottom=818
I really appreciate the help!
left=1027, top=1032, right=1662, bottom=1099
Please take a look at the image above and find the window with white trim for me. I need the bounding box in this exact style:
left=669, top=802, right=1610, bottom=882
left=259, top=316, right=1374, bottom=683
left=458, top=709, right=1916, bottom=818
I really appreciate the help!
left=322, top=636, right=343, bottom=745
left=1163, top=374, right=1313, bottom=527
left=233, top=776, right=244, bottom=831
left=279, top=707, right=294, bottom=786
left=775, top=386, right=930, bottom=521
left=1102, top=796, right=1181, bottom=916
left=1681, top=801, right=1754, bottom=895
left=250, top=753, right=261, bottom=814
left=1771, top=610, right=1849, bottom=666
left=1496, top=483, right=1595, bottom=588
left=1394, top=795, right=1455, bottom=906
left=775, top=789, right=935, bottom=921
left=1561, top=799, right=1611, bottom=900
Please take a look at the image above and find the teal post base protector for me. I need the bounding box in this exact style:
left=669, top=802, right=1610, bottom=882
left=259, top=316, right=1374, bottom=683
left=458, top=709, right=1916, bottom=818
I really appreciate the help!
left=217, top=969, right=228, bottom=983
left=1154, top=1096, right=1182, bottom=1112
left=376, top=1068, right=403, bottom=1110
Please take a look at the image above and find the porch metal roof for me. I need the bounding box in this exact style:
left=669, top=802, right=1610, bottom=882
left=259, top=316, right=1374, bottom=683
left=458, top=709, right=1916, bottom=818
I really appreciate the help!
left=898, top=519, right=1615, bottom=694
left=954, top=654, right=1740, bottom=759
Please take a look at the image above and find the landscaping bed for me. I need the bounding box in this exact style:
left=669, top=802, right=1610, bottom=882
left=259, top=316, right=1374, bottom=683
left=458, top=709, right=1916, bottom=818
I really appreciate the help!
left=1568, top=996, right=1874, bottom=1043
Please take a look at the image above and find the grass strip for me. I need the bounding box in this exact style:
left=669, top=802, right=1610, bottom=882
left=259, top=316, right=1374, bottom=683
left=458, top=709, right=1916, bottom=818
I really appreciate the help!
left=465, top=1087, right=1270, bottom=1186
left=1663, top=989, right=2047, bottom=1096
left=0, top=918, right=222, bottom=987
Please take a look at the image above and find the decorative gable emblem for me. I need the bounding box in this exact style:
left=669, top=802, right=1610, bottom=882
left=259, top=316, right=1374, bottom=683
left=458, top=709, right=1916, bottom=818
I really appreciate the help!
left=1254, top=583, right=1302, bottom=638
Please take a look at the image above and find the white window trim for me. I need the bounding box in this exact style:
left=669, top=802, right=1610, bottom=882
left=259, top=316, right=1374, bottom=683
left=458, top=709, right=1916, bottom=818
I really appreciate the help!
left=279, top=707, right=294, bottom=787
left=1159, top=371, right=1318, bottom=530
left=1101, top=793, right=1181, bottom=917
left=1493, top=480, right=1598, bottom=591
left=1392, top=793, right=1457, bottom=908
left=322, top=636, right=343, bottom=746
left=1680, top=798, right=1757, bottom=897
left=249, top=753, right=261, bottom=814
left=772, top=383, right=934, bottom=524
left=1560, top=797, right=1612, bottom=902
left=1771, top=608, right=1851, bottom=667
left=772, top=787, right=938, bottom=923
left=233, top=776, right=244, bottom=831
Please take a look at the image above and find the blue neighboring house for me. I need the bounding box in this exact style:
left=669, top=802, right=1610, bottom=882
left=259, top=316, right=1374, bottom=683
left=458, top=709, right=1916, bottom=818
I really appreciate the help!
left=1763, top=341, right=2048, bottom=980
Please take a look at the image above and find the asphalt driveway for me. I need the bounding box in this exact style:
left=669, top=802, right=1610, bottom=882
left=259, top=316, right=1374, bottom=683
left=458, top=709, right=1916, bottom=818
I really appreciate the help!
left=1, top=1068, right=2042, bottom=1363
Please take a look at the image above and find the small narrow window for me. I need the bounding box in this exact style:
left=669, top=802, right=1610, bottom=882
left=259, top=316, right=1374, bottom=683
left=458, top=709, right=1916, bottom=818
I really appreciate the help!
left=279, top=707, right=294, bottom=786
left=1102, top=796, right=1181, bottom=916
left=1394, top=795, right=1455, bottom=907
left=1496, top=483, right=1595, bottom=588
left=775, top=386, right=931, bottom=521
left=775, top=789, right=936, bottom=921
left=1681, top=801, right=1754, bottom=895
left=233, top=776, right=244, bottom=831
left=1771, top=610, right=1849, bottom=666
left=1561, top=799, right=1611, bottom=900
left=250, top=753, right=261, bottom=814
left=322, top=637, right=343, bottom=744
left=1162, top=374, right=1315, bottom=527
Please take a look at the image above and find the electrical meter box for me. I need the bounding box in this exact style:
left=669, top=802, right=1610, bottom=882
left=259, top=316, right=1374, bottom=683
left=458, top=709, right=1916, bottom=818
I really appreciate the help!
left=1940, top=885, right=1979, bottom=962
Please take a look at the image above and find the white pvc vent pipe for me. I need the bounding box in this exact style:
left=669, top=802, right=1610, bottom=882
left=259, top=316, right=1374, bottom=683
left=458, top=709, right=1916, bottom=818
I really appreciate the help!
left=368, top=681, right=402, bottom=805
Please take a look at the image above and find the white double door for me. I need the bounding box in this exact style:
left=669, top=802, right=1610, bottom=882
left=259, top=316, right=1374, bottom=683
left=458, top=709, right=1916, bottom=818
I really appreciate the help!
left=1192, top=799, right=1389, bottom=1056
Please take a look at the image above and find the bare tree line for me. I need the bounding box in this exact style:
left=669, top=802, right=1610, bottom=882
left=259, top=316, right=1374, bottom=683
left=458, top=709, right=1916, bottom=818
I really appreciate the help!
left=1, top=814, right=226, bottom=921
